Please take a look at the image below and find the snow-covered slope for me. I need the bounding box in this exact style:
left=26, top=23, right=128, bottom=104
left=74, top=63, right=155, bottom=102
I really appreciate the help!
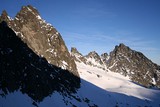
left=1, top=61, right=160, bottom=107
left=71, top=47, right=107, bottom=71
left=77, top=62, right=160, bottom=107
left=107, top=43, right=160, bottom=88
left=71, top=44, right=160, bottom=88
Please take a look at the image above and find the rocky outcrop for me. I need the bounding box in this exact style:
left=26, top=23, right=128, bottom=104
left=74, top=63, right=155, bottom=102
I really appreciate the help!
left=101, top=53, right=109, bottom=63
left=107, top=43, right=160, bottom=88
left=85, top=51, right=105, bottom=69
left=0, top=21, right=80, bottom=103
left=71, top=43, right=160, bottom=88
left=71, top=47, right=108, bottom=70
left=0, top=5, right=78, bottom=77
left=71, top=47, right=87, bottom=64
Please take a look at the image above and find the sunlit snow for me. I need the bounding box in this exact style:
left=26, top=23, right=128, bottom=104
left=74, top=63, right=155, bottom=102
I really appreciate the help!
left=0, top=61, right=160, bottom=107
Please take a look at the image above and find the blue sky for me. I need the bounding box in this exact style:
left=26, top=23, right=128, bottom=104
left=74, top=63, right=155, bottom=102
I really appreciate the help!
left=0, top=0, right=160, bottom=65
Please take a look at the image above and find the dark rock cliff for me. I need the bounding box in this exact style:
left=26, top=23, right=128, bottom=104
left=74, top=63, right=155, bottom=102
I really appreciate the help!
left=107, top=43, right=160, bottom=88
left=0, top=21, right=80, bottom=103
left=71, top=44, right=160, bottom=88
left=0, top=5, right=78, bottom=77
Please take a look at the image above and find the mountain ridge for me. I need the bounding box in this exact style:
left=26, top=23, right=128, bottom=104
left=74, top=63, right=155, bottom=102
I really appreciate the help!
left=0, top=21, right=80, bottom=103
left=0, top=5, right=81, bottom=106
left=1, top=5, right=160, bottom=107
left=71, top=43, right=160, bottom=88
left=0, top=5, right=79, bottom=77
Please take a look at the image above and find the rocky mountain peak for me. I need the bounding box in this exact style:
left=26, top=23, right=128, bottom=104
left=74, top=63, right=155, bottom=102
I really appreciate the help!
left=1, top=10, right=8, bottom=19
left=101, top=53, right=109, bottom=63
left=16, top=5, right=40, bottom=18
left=0, top=5, right=79, bottom=77
left=86, top=51, right=101, bottom=62
left=101, top=53, right=108, bottom=58
left=115, top=43, right=130, bottom=53
left=71, top=47, right=83, bottom=56
left=71, top=47, right=87, bottom=64
left=0, top=10, right=11, bottom=22
left=119, top=43, right=126, bottom=48
left=71, top=42, right=160, bottom=88
left=86, top=51, right=99, bottom=58
left=107, top=43, right=160, bottom=88
left=14, top=5, right=43, bottom=31
left=0, top=21, right=80, bottom=103
left=71, top=48, right=108, bottom=70
left=23, top=5, right=39, bottom=14
left=85, top=51, right=104, bottom=68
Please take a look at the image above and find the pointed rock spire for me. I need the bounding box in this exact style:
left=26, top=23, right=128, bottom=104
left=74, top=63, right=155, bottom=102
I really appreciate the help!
left=15, top=5, right=41, bottom=23
left=107, top=43, right=160, bottom=88
left=71, top=47, right=83, bottom=56
left=101, top=53, right=109, bottom=62
left=86, top=51, right=103, bottom=66
left=0, top=5, right=79, bottom=77
left=86, top=51, right=99, bottom=58
left=101, top=53, right=108, bottom=58
left=1, top=10, right=8, bottom=17
left=0, top=10, right=9, bottom=21
left=21, top=5, right=40, bottom=16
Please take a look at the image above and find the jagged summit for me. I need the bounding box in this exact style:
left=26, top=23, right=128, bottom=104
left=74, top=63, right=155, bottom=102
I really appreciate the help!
left=0, top=21, right=80, bottom=103
left=15, top=5, right=41, bottom=22
left=71, top=47, right=87, bottom=64
left=85, top=51, right=100, bottom=61
left=0, top=5, right=79, bottom=77
left=107, top=43, right=160, bottom=88
left=0, top=10, right=12, bottom=23
left=101, top=53, right=108, bottom=59
left=101, top=52, right=109, bottom=63
left=119, top=43, right=126, bottom=47
left=1, top=10, right=8, bottom=19
left=71, top=47, right=83, bottom=56
left=22, top=5, right=40, bottom=15
left=71, top=48, right=107, bottom=70
left=71, top=43, right=160, bottom=88
left=1, top=5, right=160, bottom=107
left=85, top=51, right=103, bottom=66
left=86, top=51, right=99, bottom=57
left=113, top=43, right=131, bottom=54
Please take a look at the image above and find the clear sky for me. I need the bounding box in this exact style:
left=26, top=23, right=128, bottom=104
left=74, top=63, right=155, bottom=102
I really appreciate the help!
left=0, top=0, right=160, bottom=65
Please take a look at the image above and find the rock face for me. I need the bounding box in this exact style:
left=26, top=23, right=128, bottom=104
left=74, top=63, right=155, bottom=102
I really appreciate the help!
left=0, top=21, right=80, bottom=103
left=0, top=5, right=78, bottom=77
left=71, top=47, right=108, bottom=70
left=107, top=43, right=160, bottom=88
left=71, top=47, right=87, bottom=63
left=85, top=51, right=105, bottom=69
left=101, top=53, right=109, bottom=63
left=71, top=44, right=160, bottom=88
